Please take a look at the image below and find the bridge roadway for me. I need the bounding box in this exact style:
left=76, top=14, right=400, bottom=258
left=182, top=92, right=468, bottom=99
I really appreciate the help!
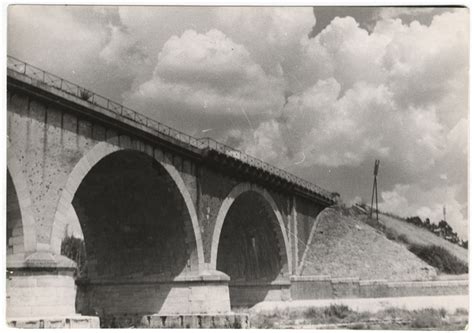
left=6, top=56, right=336, bottom=327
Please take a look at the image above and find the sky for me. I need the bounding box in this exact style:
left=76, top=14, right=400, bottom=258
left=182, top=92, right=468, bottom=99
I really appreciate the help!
left=7, top=5, right=469, bottom=239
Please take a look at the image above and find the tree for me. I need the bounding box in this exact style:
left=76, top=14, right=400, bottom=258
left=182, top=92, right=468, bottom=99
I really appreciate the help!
left=61, top=235, right=87, bottom=278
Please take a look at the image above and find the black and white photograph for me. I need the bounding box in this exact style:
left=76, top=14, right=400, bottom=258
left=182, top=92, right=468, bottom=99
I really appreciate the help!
left=3, top=2, right=470, bottom=329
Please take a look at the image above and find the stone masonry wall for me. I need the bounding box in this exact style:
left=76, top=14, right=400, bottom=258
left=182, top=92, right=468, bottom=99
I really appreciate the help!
left=295, top=196, right=325, bottom=265
left=290, top=276, right=468, bottom=300
left=7, top=89, right=198, bottom=255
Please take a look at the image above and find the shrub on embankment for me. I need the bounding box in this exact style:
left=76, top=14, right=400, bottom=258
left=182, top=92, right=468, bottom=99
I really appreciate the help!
left=408, top=245, right=468, bottom=274
left=353, top=207, right=468, bottom=266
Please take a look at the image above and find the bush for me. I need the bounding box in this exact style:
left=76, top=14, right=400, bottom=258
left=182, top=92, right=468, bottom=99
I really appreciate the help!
left=455, top=308, right=468, bottom=315
left=410, top=308, right=444, bottom=329
left=61, top=235, right=87, bottom=278
left=408, top=245, right=468, bottom=274
left=303, top=307, right=322, bottom=318
left=79, top=88, right=92, bottom=101
left=384, top=229, right=409, bottom=244
left=397, top=233, right=409, bottom=244
left=251, top=314, right=276, bottom=329
left=385, top=228, right=398, bottom=241
left=324, top=304, right=352, bottom=319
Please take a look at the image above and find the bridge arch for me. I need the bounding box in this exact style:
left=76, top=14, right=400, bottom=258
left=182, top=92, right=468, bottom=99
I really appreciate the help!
left=50, top=141, right=204, bottom=269
left=210, top=182, right=292, bottom=276
left=7, top=140, right=37, bottom=255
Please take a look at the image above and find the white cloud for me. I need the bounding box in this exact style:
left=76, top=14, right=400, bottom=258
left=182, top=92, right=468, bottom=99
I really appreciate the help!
left=214, top=7, right=316, bottom=91
left=237, top=8, right=467, bottom=187
left=301, top=16, right=390, bottom=89
left=8, top=6, right=108, bottom=73
left=379, top=11, right=469, bottom=109
left=240, top=119, right=288, bottom=162
left=99, top=24, right=148, bottom=67
left=378, top=184, right=468, bottom=240
left=125, top=29, right=285, bottom=136
left=216, top=7, right=314, bottom=47
left=242, top=79, right=446, bottom=170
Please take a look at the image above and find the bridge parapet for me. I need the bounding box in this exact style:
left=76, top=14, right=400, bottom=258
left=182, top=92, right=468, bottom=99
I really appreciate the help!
left=198, top=137, right=334, bottom=203
left=7, top=55, right=335, bottom=205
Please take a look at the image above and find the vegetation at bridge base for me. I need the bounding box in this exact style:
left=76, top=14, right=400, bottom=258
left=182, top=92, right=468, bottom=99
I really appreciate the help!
left=248, top=305, right=468, bottom=329
left=407, top=244, right=468, bottom=275
left=60, top=235, right=87, bottom=278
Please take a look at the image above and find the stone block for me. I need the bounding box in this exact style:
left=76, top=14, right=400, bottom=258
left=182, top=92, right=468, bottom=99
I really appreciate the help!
left=7, top=316, right=100, bottom=329
left=290, top=279, right=333, bottom=299
left=44, top=319, right=67, bottom=328
left=141, top=313, right=249, bottom=329
left=92, top=124, right=106, bottom=141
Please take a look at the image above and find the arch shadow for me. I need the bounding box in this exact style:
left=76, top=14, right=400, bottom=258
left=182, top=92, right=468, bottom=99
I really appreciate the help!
left=50, top=141, right=204, bottom=268
left=210, top=182, right=292, bottom=275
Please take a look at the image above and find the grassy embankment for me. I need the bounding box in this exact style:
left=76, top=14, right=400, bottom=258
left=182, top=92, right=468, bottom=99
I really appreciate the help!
left=361, top=209, right=468, bottom=275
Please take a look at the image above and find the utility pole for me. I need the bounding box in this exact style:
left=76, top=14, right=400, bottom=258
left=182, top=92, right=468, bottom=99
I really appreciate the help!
left=369, top=159, right=380, bottom=222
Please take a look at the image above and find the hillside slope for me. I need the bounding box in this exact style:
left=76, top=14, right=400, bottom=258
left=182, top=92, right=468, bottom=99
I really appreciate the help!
left=299, top=207, right=436, bottom=281
left=375, top=213, right=468, bottom=264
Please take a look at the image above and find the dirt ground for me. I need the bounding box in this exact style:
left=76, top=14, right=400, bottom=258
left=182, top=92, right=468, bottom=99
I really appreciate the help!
left=247, top=295, right=469, bottom=329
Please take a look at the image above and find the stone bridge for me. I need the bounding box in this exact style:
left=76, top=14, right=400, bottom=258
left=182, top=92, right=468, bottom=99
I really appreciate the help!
left=6, top=56, right=336, bottom=326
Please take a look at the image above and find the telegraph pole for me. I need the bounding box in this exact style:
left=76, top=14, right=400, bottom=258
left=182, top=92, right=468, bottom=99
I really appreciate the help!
left=369, top=159, right=380, bottom=222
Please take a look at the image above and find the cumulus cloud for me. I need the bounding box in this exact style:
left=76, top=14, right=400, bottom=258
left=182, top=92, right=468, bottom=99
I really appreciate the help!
left=214, top=7, right=316, bottom=93
left=99, top=24, right=148, bottom=67
left=215, top=7, right=314, bottom=48
left=240, top=78, right=446, bottom=170
left=7, top=6, right=141, bottom=101
left=236, top=10, right=467, bottom=169
left=302, top=16, right=390, bottom=89
left=378, top=184, right=468, bottom=240
left=125, top=29, right=285, bottom=137
left=8, top=6, right=108, bottom=77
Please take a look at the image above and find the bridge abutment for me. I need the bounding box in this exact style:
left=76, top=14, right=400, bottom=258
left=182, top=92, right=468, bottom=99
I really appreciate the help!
left=7, top=252, right=239, bottom=328
left=76, top=270, right=243, bottom=328
left=6, top=253, right=100, bottom=328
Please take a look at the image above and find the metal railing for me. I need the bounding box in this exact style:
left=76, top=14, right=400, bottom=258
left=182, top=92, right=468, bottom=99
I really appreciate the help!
left=7, top=55, right=334, bottom=200
left=7, top=56, right=202, bottom=150
left=196, top=137, right=333, bottom=198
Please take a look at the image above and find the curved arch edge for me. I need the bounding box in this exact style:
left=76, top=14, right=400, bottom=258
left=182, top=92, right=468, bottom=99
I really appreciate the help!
left=210, top=182, right=292, bottom=275
left=7, top=140, right=37, bottom=255
left=49, top=141, right=204, bottom=271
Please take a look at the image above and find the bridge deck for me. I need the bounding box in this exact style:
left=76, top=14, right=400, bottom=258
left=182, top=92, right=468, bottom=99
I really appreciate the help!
left=7, top=55, right=335, bottom=205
